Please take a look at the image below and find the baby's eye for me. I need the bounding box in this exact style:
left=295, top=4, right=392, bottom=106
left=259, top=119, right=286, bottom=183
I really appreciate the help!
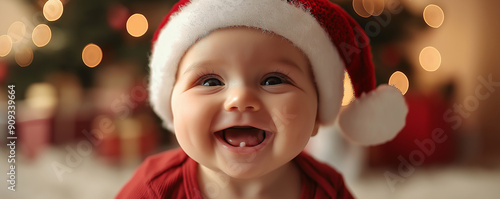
left=201, top=78, right=224, bottom=86
left=262, top=76, right=284, bottom=85
left=261, top=73, right=291, bottom=86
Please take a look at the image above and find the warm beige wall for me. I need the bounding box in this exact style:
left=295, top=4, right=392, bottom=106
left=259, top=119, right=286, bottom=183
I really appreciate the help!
left=475, top=0, right=500, bottom=157
left=405, top=0, right=499, bottom=158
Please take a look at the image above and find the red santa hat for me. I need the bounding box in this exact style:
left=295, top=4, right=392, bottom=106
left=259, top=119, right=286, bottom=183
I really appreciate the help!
left=149, top=0, right=408, bottom=146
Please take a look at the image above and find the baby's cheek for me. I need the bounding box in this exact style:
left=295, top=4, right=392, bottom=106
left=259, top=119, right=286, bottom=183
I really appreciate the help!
left=172, top=92, right=218, bottom=135
left=172, top=95, right=207, bottom=152
left=172, top=93, right=198, bottom=129
left=270, top=105, right=298, bottom=132
left=268, top=94, right=317, bottom=132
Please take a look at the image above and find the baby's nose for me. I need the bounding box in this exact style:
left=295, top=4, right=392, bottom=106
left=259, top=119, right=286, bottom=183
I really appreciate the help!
left=223, top=86, right=261, bottom=112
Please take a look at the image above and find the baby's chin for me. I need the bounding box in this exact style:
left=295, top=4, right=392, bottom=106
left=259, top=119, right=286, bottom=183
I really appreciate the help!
left=202, top=161, right=281, bottom=181
left=198, top=155, right=298, bottom=182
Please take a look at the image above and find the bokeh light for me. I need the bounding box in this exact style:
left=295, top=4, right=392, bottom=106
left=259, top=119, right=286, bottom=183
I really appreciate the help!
left=353, top=0, right=371, bottom=18
left=342, top=71, right=355, bottom=106
left=126, top=13, right=148, bottom=37
left=32, top=24, right=52, bottom=47
left=362, top=0, right=374, bottom=16
left=0, top=35, right=13, bottom=57
left=353, top=0, right=384, bottom=17
left=15, top=48, right=34, bottom=67
left=25, top=83, right=58, bottom=110
left=423, top=4, right=444, bottom=28
left=419, top=46, right=441, bottom=72
left=82, top=43, right=103, bottom=68
left=8, top=21, right=26, bottom=43
left=43, top=0, right=64, bottom=22
left=389, top=71, right=409, bottom=95
left=371, top=0, right=385, bottom=16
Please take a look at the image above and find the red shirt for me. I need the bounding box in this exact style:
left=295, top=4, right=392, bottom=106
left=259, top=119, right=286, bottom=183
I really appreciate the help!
left=117, top=148, right=354, bottom=199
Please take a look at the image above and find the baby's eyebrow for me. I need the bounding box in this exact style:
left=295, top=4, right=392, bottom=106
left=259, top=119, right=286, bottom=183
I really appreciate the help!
left=273, top=58, right=304, bottom=73
left=182, top=61, right=217, bottom=75
left=181, top=58, right=303, bottom=75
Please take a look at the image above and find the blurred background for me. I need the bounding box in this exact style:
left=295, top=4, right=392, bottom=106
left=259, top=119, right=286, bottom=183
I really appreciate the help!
left=0, top=0, right=499, bottom=198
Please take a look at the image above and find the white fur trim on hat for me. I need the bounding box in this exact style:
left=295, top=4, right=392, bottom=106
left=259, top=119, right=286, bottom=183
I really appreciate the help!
left=149, top=0, right=344, bottom=131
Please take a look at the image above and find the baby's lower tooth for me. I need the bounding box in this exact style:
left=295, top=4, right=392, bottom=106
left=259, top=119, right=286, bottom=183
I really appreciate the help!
left=240, top=142, right=246, bottom=147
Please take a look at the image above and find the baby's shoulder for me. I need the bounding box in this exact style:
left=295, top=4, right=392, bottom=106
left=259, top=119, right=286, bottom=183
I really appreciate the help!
left=137, top=148, right=190, bottom=182
left=116, top=148, right=193, bottom=198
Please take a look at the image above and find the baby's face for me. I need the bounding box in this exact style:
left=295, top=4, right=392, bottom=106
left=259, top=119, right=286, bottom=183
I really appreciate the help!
left=171, top=27, right=319, bottom=179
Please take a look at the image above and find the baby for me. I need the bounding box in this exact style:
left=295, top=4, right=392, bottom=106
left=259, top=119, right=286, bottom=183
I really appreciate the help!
left=117, top=0, right=408, bottom=198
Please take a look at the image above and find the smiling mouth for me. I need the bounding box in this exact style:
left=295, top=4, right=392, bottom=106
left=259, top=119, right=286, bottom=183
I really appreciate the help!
left=220, top=126, right=266, bottom=147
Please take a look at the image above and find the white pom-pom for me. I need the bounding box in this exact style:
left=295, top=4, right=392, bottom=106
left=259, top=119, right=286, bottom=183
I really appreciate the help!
left=337, top=85, right=408, bottom=146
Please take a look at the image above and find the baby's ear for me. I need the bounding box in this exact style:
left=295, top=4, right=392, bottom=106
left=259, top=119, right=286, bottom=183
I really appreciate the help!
left=311, top=119, right=320, bottom=137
